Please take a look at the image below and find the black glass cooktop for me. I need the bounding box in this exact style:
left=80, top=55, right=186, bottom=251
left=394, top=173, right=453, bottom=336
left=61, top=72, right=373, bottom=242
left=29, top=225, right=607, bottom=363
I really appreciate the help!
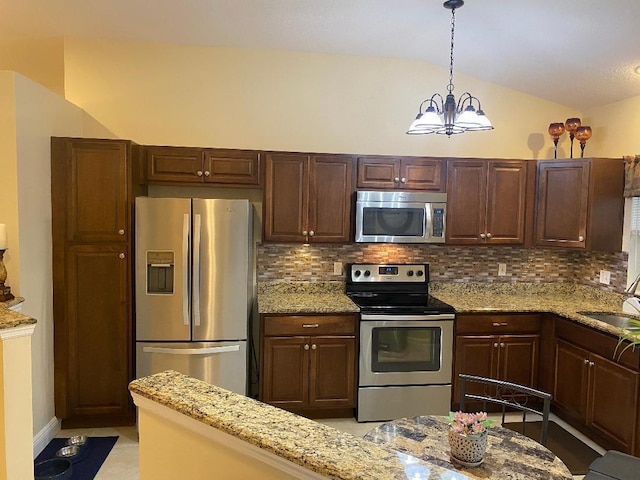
left=347, top=292, right=455, bottom=315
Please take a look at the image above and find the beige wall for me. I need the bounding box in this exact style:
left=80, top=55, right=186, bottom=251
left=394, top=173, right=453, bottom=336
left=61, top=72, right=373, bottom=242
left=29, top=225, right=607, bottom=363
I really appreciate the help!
left=0, top=71, right=116, bottom=453
left=583, top=95, right=640, bottom=158
left=63, top=37, right=581, bottom=159
left=0, top=38, right=65, bottom=97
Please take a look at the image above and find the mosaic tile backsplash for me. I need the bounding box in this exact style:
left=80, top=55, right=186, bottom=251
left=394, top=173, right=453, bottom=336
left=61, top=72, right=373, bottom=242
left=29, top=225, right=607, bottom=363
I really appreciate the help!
left=256, top=243, right=628, bottom=293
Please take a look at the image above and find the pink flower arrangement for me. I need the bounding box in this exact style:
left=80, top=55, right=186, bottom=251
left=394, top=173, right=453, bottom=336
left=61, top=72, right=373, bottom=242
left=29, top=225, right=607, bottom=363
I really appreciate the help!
left=449, top=411, right=493, bottom=436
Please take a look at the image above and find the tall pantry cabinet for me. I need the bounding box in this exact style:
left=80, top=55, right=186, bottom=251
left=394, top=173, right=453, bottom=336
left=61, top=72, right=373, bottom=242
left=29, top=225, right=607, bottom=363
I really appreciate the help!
left=51, top=137, right=146, bottom=427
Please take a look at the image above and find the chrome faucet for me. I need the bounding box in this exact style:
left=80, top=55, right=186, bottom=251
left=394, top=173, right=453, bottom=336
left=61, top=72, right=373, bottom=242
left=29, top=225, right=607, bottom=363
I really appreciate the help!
left=625, top=272, right=640, bottom=296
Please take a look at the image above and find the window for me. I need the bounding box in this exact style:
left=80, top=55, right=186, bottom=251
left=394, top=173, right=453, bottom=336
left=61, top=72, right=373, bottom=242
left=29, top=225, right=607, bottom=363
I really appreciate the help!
left=626, top=197, right=640, bottom=291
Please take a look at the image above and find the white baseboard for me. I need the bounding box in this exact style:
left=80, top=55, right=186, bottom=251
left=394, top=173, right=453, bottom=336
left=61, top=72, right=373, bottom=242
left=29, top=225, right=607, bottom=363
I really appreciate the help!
left=33, top=417, right=61, bottom=458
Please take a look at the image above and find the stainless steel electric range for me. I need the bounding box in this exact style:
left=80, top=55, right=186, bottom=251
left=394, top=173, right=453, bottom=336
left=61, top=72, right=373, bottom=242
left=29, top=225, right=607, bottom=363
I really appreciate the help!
left=346, top=263, right=455, bottom=422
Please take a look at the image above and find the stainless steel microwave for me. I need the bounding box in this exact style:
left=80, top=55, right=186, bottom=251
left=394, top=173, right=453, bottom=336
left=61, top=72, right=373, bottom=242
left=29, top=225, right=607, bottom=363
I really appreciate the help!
left=355, top=191, right=446, bottom=243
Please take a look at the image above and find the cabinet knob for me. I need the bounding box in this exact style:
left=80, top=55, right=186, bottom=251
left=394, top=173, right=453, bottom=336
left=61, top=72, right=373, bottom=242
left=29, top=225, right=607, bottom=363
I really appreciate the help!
left=394, top=177, right=400, bottom=183
left=119, top=253, right=125, bottom=259
left=304, top=344, right=310, bottom=350
left=578, top=235, right=585, bottom=242
left=400, top=177, right=406, bottom=183
left=311, top=344, right=317, bottom=350
left=118, top=229, right=125, bottom=235
left=584, top=358, right=590, bottom=365
left=500, top=342, right=505, bottom=348
left=302, top=230, right=308, bottom=236
left=197, top=170, right=204, bottom=177
left=589, top=361, right=595, bottom=367
left=493, top=343, right=499, bottom=348
left=204, top=170, right=211, bottom=177
left=480, top=233, right=486, bottom=239
left=309, top=230, right=315, bottom=236
left=486, top=233, right=492, bottom=238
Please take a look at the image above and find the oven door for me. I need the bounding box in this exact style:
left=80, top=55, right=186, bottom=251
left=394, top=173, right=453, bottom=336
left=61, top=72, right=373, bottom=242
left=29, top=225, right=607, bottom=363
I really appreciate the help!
left=359, top=315, right=453, bottom=387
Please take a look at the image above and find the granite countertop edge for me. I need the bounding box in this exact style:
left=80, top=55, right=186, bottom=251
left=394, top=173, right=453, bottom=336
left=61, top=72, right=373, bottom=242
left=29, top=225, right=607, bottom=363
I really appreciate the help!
left=0, top=298, right=36, bottom=330
left=130, top=370, right=445, bottom=480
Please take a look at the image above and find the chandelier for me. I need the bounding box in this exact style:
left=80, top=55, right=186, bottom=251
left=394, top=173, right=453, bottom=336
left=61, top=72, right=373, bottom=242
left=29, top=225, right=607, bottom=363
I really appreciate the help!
left=407, top=0, right=493, bottom=136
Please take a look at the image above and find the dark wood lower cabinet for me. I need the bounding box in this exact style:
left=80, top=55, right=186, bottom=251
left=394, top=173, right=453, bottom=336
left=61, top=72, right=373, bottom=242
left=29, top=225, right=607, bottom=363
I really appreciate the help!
left=554, top=317, right=640, bottom=454
left=260, top=314, right=357, bottom=417
left=554, top=338, right=639, bottom=453
left=55, top=245, right=135, bottom=427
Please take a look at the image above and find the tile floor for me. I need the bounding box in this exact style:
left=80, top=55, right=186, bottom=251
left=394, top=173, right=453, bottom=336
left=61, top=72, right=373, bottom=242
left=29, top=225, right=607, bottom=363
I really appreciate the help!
left=56, top=413, right=603, bottom=479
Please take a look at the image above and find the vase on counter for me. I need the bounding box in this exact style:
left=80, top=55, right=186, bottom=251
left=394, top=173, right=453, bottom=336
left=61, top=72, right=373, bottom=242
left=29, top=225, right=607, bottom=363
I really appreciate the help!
left=448, top=429, right=488, bottom=466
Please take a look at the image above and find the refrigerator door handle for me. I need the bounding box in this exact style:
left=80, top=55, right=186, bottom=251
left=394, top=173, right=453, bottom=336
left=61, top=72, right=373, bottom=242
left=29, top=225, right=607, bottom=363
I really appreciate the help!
left=182, top=214, right=190, bottom=326
left=142, top=345, right=240, bottom=355
left=193, top=213, right=202, bottom=326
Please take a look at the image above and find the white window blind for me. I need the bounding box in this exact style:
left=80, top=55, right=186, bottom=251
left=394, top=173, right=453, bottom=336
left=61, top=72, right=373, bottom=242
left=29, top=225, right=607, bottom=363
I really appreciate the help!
left=628, top=197, right=640, bottom=290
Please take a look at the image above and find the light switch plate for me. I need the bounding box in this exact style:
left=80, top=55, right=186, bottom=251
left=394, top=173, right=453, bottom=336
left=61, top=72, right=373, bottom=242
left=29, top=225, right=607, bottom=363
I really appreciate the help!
left=498, top=263, right=507, bottom=276
left=333, top=262, right=342, bottom=275
left=599, top=270, right=611, bottom=285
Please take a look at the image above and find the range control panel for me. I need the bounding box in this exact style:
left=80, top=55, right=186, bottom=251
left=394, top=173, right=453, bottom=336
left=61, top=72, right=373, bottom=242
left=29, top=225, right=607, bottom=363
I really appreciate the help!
left=348, top=263, right=428, bottom=283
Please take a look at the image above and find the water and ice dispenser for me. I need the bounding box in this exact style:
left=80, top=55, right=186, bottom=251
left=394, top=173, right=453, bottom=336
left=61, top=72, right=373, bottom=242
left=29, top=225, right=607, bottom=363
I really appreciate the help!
left=145, top=251, right=175, bottom=294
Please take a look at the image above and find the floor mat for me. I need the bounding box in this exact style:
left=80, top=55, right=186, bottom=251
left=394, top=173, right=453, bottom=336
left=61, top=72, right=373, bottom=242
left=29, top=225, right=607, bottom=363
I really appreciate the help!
left=503, top=421, right=600, bottom=475
left=35, top=436, right=118, bottom=480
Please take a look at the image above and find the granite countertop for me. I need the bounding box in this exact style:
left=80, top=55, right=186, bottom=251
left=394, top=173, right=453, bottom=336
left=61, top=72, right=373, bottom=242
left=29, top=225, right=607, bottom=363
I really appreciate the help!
left=365, top=415, right=572, bottom=480
left=131, top=370, right=469, bottom=480
left=258, top=280, right=636, bottom=337
left=0, top=298, right=35, bottom=330
left=258, top=282, right=359, bottom=314
left=430, top=281, right=633, bottom=337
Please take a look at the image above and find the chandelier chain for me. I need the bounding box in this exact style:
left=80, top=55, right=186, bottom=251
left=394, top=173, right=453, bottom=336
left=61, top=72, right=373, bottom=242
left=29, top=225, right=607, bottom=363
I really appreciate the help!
left=448, top=7, right=456, bottom=94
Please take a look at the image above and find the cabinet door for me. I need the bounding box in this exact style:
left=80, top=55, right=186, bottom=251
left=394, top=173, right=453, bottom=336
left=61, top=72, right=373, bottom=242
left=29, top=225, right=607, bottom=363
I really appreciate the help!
left=553, top=339, right=589, bottom=422
left=203, top=149, right=261, bottom=186
left=146, top=146, right=204, bottom=183
left=52, top=139, right=129, bottom=243
left=446, top=160, right=487, bottom=244
left=588, top=352, right=639, bottom=452
left=308, top=155, right=353, bottom=242
left=264, top=153, right=308, bottom=242
left=485, top=161, right=528, bottom=244
left=356, top=156, right=400, bottom=189
left=497, top=334, right=539, bottom=387
left=56, top=244, right=133, bottom=423
left=261, top=336, right=309, bottom=407
left=400, top=157, right=444, bottom=191
left=536, top=160, right=589, bottom=248
left=453, top=336, right=497, bottom=407
left=308, top=336, right=356, bottom=408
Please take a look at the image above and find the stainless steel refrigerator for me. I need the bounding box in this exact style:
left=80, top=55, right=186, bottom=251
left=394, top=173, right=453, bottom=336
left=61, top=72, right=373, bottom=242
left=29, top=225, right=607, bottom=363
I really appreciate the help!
left=135, top=197, right=252, bottom=395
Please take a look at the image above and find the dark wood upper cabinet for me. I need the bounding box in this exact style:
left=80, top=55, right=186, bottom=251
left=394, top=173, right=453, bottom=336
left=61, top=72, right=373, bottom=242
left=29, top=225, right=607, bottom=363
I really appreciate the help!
left=146, top=145, right=262, bottom=187
left=535, top=158, right=624, bottom=251
left=53, top=140, right=129, bottom=243
left=446, top=159, right=530, bottom=244
left=264, top=153, right=353, bottom=243
left=51, top=137, right=145, bottom=427
left=357, top=156, right=444, bottom=191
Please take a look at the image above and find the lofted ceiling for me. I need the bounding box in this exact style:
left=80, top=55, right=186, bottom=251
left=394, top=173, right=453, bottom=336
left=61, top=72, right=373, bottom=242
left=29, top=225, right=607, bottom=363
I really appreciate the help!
left=1, top=0, right=639, bottom=109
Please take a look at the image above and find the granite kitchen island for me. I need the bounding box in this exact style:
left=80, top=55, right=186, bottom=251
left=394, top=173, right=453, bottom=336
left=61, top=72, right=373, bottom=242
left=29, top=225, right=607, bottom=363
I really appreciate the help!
left=130, top=370, right=572, bottom=479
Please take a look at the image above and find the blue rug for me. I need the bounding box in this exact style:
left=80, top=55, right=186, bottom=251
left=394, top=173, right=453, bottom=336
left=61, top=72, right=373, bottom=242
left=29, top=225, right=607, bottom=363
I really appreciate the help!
left=35, top=436, right=118, bottom=479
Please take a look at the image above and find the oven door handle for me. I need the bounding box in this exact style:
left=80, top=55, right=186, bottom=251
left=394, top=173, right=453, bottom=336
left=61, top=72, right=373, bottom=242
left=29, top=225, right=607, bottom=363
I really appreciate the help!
left=360, top=314, right=454, bottom=322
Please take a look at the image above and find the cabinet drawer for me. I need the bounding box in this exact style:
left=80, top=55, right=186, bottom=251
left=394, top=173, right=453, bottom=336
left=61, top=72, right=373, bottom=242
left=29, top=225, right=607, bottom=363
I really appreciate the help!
left=456, top=314, right=541, bottom=334
left=263, top=314, right=357, bottom=336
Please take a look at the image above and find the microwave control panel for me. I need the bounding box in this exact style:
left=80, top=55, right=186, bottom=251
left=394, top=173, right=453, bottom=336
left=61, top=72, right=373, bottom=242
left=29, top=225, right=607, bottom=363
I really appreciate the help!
left=432, top=208, right=445, bottom=237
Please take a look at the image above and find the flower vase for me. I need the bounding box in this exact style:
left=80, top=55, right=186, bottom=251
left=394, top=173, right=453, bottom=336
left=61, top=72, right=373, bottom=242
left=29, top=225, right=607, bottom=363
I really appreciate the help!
left=448, top=429, right=488, bottom=466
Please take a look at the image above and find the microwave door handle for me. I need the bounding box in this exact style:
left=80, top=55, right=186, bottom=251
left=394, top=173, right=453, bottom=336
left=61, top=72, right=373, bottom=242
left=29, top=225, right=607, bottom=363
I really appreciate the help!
left=182, top=213, right=190, bottom=326
left=192, top=213, right=202, bottom=327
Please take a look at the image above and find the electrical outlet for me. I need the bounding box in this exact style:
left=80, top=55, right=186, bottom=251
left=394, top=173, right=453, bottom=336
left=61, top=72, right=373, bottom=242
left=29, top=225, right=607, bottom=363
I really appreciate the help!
left=498, top=263, right=507, bottom=276
left=599, top=270, right=611, bottom=285
left=333, top=262, right=343, bottom=275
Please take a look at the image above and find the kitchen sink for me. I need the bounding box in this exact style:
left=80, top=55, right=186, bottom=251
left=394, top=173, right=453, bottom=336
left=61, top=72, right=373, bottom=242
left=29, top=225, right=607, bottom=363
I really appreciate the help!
left=577, top=311, right=640, bottom=330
